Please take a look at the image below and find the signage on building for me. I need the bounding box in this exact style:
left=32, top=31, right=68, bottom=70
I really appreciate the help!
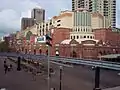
left=35, top=36, right=46, bottom=43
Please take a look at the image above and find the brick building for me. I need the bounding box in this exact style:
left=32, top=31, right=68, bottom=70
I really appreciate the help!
left=14, top=27, right=120, bottom=59
left=94, top=28, right=120, bottom=46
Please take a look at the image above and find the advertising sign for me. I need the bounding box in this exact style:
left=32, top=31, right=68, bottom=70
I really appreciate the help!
left=35, top=36, right=46, bottom=43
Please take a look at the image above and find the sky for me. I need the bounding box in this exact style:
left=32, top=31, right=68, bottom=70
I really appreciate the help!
left=0, top=0, right=120, bottom=37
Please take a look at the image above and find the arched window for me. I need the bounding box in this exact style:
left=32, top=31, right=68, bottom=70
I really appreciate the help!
left=99, top=51, right=102, bottom=55
left=87, top=36, right=89, bottom=38
left=77, top=36, right=79, bottom=39
left=71, top=36, right=72, bottom=39
left=72, top=51, right=77, bottom=57
left=26, top=31, right=33, bottom=40
left=73, top=36, right=75, bottom=39
left=90, top=36, right=92, bottom=39
left=34, top=49, right=36, bottom=55
left=84, top=29, right=85, bottom=32
left=46, top=49, right=48, bottom=55
left=103, top=50, right=106, bottom=55
left=39, top=49, right=42, bottom=54
left=84, top=36, right=86, bottom=38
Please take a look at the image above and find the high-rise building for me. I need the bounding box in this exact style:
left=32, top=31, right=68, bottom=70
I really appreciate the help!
left=72, top=0, right=116, bottom=28
left=72, top=0, right=91, bottom=11
left=21, top=18, right=36, bottom=31
left=31, top=8, right=45, bottom=23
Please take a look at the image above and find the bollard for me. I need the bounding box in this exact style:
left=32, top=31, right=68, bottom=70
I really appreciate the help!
left=17, top=57, right=21, bottom=71
left=93, top=67, right=101, bottom=90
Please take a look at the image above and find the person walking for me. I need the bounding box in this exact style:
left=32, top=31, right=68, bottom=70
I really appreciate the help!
left=4, top=61, right=8, bottom=74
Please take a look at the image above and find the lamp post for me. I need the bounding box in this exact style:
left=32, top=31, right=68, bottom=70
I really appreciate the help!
left=47, top=25, right=54, bottom=90
left=59, top=66, right=63, bottom=90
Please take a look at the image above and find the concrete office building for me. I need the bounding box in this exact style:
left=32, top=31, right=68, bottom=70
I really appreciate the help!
left=21, top=18, right=36, bottom=31
left=72, top=0, right=116, bottom=28
left=31, top=8, right=45, bottom=23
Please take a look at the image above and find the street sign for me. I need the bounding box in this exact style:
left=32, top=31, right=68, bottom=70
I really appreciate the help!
left=35, top=36, right=46, bottom=43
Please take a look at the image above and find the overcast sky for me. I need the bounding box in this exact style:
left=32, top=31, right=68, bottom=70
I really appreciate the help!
left=0, top=0, right=120, bottom=37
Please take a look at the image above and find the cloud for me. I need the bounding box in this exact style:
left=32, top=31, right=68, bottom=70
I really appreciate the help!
left=0, top=0, right=120, bottom=37
left=0, top=0, right=72, bottom=37
left=34, top=0, right=71, bottom=19
left=0, top=0, right=41, bottom=37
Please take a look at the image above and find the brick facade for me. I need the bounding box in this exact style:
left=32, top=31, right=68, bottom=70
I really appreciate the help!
left=94, top=28, right=120, bottom=46
left=12, top=28, right=120, bottom=60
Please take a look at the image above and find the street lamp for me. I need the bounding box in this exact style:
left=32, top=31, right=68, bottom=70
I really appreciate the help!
left=59, top=66, right=63, bottom=90
left=47, top=25, right=54, bottom=90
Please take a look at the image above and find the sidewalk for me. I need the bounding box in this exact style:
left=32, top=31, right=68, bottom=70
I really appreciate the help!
left=0, top=56, right=47, bottom=90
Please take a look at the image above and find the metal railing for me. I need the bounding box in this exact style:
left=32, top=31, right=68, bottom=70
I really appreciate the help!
left=1, top=52, right=120, bottom=70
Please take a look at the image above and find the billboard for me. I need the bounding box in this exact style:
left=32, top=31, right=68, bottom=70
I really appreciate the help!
left=35, top=36, right=46, bottom=43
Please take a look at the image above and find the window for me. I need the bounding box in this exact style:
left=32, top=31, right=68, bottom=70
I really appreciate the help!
left=57, top=20, right=61, bottom=22
left=77, top=36, right=79, bottom=39
left=71, top=36, right=72, bottom=39
left=90, top=36, right=92, bottom=39
left=73, top=36, right=75, bottom=39
left=50, top=22, right=52, bottom=25
left=57, top=24, right=61, bottom=26
left=78, top=28, right=80, bottom=32
left=84, top=36, right=86, bottom=38
left=84, top=29, right=85, bottom=32
left=87, top=36, right=89, bottom=38
left=46, top=24, right=48, bottom=26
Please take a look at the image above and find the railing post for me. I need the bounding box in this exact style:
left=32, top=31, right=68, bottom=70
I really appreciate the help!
left=93, top=67, right=101, bottom=90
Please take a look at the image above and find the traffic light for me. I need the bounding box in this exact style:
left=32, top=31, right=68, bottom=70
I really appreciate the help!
left=45, top=34, right=52, bottom=47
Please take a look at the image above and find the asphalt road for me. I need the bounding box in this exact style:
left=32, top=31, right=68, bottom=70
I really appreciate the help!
left=49, top=62, right=120, bottom=90
left=0, top=56, right=120, bottom=90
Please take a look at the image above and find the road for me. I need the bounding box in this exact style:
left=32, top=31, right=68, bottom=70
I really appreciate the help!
left=49, top=62, right=120, bottom=90
left=0, top=56, right=120, bottom=90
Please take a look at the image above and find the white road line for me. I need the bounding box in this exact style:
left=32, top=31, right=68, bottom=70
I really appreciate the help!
left=50, top=61, right=73, bottom=68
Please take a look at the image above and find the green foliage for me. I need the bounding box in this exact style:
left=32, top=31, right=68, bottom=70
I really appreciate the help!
left=0, top=41, right=9, bottom=52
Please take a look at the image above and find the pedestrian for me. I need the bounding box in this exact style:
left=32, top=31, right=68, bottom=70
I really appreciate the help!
left=9, top=64, right=13, bottom=71
left=4, top=61, right=8, bottom=74
left=32, top=70, right=36, bottom=81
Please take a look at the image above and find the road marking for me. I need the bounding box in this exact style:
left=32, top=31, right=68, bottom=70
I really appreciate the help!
left=50, top=61, right=73, bottom=68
